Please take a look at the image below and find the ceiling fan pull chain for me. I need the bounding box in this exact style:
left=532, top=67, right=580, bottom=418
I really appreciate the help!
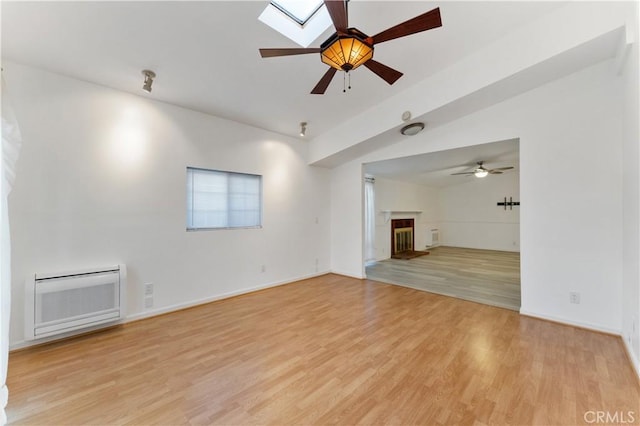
left=342, top=72, right=352, bottom=93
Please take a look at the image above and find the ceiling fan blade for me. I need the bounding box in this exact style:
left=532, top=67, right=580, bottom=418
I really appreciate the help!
left=489, top=170, right=503, bottom=174
left=324, top=0, right=348, bottom=33
left=371, top=7, right=442, bottom=45
left=311, top=67, right=338, bottom=94
left=363, top=60, right=403, bottom=85
left=492, top=166, right=514, bottom=171
left=451, top=172, right=475, bottom=176
left=259, top=48, right=322, bottom=58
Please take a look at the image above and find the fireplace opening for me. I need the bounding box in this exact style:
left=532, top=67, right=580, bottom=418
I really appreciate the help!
left=390, top=218, right=429, bottom=260
left=394, top=227, right=413, bottom=253
left=391, top=219, right=414, bottom=256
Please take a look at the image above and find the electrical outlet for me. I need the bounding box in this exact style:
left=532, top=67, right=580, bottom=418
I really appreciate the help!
left=144, top=283, right=154, bottom=296
left=144, top=296, right=153, bottom=309
left=569, top=292, right=580, bottom=304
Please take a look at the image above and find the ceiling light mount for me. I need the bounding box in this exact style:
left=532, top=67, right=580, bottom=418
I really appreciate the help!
left=400, top=122, right=425, bottom=136
left=300, top=121, right=307, bottom=137
left=142, top=69, right=156, bottom=93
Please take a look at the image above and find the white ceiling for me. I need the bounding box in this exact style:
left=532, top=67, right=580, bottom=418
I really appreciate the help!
left=364, top=138, right=519, bottom=187
left=1, top=1, right=566, bottom=140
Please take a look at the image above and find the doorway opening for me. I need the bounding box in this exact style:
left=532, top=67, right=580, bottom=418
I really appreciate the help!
left=362, top=139, right=521, bottom=310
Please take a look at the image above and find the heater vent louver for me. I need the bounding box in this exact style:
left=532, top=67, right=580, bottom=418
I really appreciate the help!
left=25, top=265, right=126, bottom=341
left=426, top=228, right=440, bottom=248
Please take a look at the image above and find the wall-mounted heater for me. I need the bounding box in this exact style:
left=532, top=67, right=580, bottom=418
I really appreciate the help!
left=25, top=265, right=126, bottom=341
left=425, top=228, right=440, bottom=248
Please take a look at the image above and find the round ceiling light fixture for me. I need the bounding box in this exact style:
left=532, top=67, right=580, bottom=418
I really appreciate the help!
left=400, top=122, right=425, bottom=136
left=474, top=168, right=489, bottom=178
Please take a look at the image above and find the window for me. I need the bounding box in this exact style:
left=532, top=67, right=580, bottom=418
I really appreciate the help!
left=270, top=0, right=324, bottom=25
left=258, top=0, right=333, bottom=48
left=364, top=176, right=375, bottom=263
left=186, top=167, right=262, bottom=230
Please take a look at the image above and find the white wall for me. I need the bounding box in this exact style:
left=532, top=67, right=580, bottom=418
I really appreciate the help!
left=438, top=171, right=519, bottom=252
left=330, top=58, right=624, bottom=334
left=5, top=63, right=331, bottom=348
left=372, top=178, right=438, bottom=260
left=371, top=170, right=520, bottom=258
left=330, top=162, right=363, bottom=278
left=621, top=2, right=640, bottom=375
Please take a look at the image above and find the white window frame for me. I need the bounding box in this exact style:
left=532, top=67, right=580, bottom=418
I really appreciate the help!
left=271, top=0, right=324, bottom=26
left=258, top=1, right=332, bottom=48
left=186, top=167, right=263, bottom=231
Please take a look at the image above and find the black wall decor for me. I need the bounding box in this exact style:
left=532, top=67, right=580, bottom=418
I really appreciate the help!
left=497, top=196, right=520, bottom=210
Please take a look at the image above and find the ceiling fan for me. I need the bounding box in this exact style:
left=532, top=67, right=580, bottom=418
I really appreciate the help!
left=259, top=1, right=442, bottom=94
left=451, top=161, right=514, bottom=178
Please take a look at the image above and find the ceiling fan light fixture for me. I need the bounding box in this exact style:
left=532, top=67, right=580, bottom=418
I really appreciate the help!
left=320, top=31, right=373, bottom=71
left=400, top=122, right=425, bottom=136
left=259, top=4, right=442, bottom=95
left=474, top=169, right=489, bottom=178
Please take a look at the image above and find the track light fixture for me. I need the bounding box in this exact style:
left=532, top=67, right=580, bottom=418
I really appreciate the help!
left=300, top=122, right=307, bottom=137
left=142, top=70, right=156, bottom=93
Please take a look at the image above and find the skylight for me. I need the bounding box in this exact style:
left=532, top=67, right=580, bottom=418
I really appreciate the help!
left=258, top=0, right=332, bottom=48
left=271, top=0, right=324, bottom=25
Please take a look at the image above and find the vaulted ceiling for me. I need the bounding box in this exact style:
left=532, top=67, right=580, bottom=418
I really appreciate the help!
left=2, top=1, right=566, bottom=140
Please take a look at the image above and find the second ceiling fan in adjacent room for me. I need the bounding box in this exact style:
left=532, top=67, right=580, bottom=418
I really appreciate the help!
left=451, top=161, right=515, bottom=178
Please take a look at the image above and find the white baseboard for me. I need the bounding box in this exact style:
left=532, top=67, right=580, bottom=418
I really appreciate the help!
left=520, top=309, right=640, bottom=380
left=330, top=269, right=365, bottom=280
left=622, top=333, right=640, bottom=380
left=10, top=271, right=331, bottom=351
left=126, top=270, right=330, bottom=323
left=519, top=309, right=622, bottom=335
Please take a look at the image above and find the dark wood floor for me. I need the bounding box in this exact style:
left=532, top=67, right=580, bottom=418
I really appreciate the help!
left=366, top=246, right=521, bottom=311
left=7, top=274, right=639, bottom=425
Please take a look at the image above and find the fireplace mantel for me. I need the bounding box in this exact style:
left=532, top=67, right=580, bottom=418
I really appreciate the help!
left=381, top=210, right=422, bottom=223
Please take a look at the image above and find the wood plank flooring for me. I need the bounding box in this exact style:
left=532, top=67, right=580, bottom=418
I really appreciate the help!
left=7, top=274, right=639, bottom=425
left=366, top=246, right=521, bottom=311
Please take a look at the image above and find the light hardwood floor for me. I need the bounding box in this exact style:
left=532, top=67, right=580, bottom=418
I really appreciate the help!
left=366, top=246, right=521, bottom=311
left=7, top=274, right=639, bottom=425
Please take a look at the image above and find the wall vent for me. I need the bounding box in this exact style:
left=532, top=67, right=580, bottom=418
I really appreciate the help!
left=25, top=265, right=126, bottom=341
left=426, top=228, right=440, bottom=247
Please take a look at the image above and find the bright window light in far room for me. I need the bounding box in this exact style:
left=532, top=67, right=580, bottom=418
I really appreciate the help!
left=259, top=1, right=332, bottom=47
